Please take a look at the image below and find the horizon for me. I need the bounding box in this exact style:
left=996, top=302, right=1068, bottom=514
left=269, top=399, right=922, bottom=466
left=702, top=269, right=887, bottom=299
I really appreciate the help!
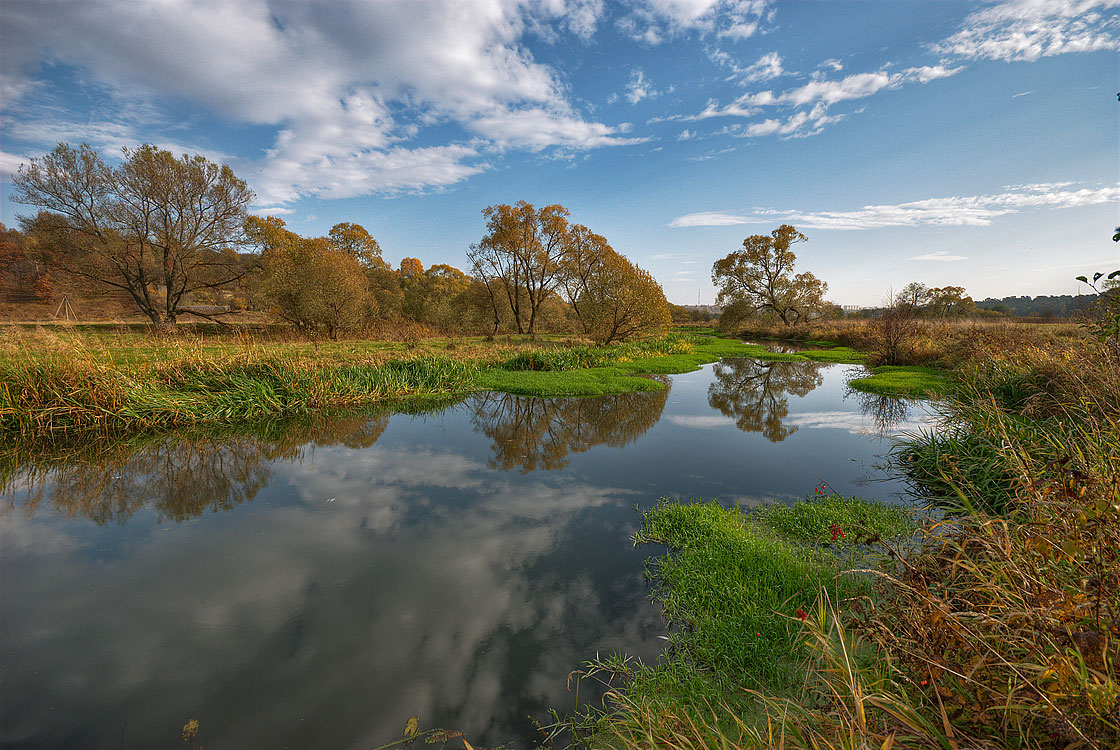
left=2, top=0, right=1118, bottom=307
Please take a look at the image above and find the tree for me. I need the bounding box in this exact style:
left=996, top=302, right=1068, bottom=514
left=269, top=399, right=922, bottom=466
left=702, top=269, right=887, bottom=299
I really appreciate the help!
left=473, top=201, right=571, bottom=335
left=328, top=222, right=382, bottom=266
left=0, top=224, right=52, bottom=302
left=247, top=216, right=374, bottom=338
left=711, top=225, right=828, bottom=326
left=399, top=257, right=424, bottom=279
left=576, top=250, right=671, bottom=343
left=11, top=143, right=254, bottom=325
left=925, top=286, right=975, bottom=317
left=557, top=223, right=612, bottom=334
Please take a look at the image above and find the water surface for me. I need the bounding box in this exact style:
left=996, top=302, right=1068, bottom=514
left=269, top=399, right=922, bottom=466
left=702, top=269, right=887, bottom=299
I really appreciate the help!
left=1, top=358, right=933, bottom=749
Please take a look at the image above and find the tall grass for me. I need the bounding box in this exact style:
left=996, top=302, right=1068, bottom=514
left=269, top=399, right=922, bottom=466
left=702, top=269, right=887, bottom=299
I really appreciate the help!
left=0, top=328, right=478, bottom=434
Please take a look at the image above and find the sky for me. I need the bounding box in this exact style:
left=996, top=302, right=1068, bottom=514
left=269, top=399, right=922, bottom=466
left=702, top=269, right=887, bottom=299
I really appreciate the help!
left=1, top=0, right=1118, bottom=306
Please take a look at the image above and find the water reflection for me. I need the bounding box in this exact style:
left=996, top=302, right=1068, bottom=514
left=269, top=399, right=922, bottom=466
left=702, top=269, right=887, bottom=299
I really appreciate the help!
left=707, top=358, right=826, bottom=441
left=1, top=361, right=932, bottom=749
left=469, top=382, right=669, bottom=472
left=851, top=390, right=919, bottom=437
left=3, top=413, right=391, bottom=524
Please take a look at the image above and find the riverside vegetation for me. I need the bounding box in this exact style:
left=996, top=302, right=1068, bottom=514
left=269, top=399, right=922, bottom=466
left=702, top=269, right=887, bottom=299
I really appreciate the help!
left=0, top=326, right=884, bottom=437
left=556, top=314, right=1120, bottom=749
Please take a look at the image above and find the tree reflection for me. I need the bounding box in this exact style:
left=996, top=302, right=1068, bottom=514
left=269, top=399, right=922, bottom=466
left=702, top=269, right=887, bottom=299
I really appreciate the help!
left=852, top=390, right=915, bottom=436
left=707, top=358, right=825, bottom=442
left=469, top=383, right=670, bottom=472
left=2, top=412, right=392, bottom=524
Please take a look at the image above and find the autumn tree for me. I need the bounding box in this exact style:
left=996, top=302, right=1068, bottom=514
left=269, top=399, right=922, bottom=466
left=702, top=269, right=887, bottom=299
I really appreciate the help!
left=557, top=223, right=613, bottom=334
left=712, top=225, right=828, bottom=328
left=401, top=263, right=475, bottom=328
left=399, top=257, right=424, bottom=279
left=577, top=250, right=671, bottom=343
left=328, top=222, right=382, bottom=266
left=471, top=201, right=571, bottom=335
left=0, top=224, right=52, bottom=302
left=925, top=285, right=976, bottom=317
left=247, top=216, right=374, bottom=338
left=11, top=143, right=254, bottom=325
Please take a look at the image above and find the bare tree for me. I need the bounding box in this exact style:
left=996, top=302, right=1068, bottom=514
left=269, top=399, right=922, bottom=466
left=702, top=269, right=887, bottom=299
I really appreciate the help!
left=12, top=143, right=254, bottom=325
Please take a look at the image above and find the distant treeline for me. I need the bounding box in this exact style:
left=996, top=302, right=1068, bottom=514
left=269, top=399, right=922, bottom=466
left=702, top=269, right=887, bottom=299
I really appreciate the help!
left=975, top=294, right=1098, bottom=318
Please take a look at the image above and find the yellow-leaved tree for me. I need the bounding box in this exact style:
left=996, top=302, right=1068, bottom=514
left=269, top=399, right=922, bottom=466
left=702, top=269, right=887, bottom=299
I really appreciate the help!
left=246, top=216, right=374, bottom=338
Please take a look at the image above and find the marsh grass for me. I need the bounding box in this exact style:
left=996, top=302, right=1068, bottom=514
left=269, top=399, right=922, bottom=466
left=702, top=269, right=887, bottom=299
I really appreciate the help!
left=848, top=365, right=947, bottom=399
left=562, top=496, right=913, bottom=746
left=0, top=327, right=479, bottom=434
left=0, top=328, right=772, bottom=434
left=576, top=334, right=1120, bottom=749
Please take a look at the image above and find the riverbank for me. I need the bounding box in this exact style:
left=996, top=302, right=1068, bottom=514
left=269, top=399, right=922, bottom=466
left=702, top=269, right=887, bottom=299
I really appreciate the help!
left=577, top=332, right=1120, bottom=748
left=0, top=327, right=901, bottom=436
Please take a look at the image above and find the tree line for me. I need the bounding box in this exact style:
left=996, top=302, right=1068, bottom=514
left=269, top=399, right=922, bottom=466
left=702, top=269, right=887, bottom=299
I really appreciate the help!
left=8, top=143, right=670, bottom=342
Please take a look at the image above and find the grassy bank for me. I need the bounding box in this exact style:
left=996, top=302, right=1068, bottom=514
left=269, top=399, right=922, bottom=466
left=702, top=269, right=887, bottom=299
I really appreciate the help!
left=580, top=333, right=1120, bottom=748
left=569, top=495, right=913, bottom=744
left=1, top=328, right=797, bottom=434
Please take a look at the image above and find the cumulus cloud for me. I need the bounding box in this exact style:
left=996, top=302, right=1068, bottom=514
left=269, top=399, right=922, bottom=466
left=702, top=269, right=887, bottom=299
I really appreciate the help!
left=934, top=0, right=1120, bottom=62
left=669, top=182, right=1120, bottom=230
left=1, top=0, right=635, bottom=204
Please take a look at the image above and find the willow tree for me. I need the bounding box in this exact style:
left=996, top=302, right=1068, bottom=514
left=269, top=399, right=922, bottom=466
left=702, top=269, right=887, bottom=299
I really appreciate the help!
left=578, top=250, right=671, bottom=344
left=12, top=143, right=254, bottom=325
left=712, top=225, right=827, bottom=327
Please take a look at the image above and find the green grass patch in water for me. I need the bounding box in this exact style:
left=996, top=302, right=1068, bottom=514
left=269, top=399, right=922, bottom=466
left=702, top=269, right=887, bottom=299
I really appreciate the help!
left=795, top=346, right=866, bottom=364
left=587, top=495, right=913, bottom=725
left=478, top=335, right=771, bottom=397
left=849, top=365, right=947, bottom=398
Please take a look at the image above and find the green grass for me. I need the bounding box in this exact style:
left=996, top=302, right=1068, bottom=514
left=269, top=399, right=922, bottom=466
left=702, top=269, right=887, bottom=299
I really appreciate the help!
left=477, top=335, right=773, bottom=397
left=576, top=495, right=911, bottom=732
left=795, top=346, right=866, bottom=364
left=848, top=364, right=947, bottom=397
left=753, top=493, right=912, bottom=545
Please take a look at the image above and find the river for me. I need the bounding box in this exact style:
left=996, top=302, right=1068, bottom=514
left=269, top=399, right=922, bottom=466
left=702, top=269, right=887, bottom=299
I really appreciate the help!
left=1, top=356, right=933, bottom=749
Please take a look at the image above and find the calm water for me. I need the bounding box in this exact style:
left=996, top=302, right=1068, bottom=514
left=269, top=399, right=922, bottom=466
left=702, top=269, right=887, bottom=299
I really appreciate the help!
left=1, top=357, right=933, bottom=749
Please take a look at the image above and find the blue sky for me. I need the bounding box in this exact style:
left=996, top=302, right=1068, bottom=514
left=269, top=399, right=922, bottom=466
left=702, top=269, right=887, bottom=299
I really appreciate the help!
left=2, top=0, right=1117, bottom=306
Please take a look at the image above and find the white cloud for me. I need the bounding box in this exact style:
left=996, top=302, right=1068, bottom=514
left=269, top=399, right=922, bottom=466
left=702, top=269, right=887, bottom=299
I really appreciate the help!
left=617, top=0, right=771, bottom=44
left=624, top=69, right=655, bottom=104
left=935, top=0, right=1120, bottom=62
left=468, top=108, right=646, bottom=152
left=734, top=52, right=787, bottom=83
left=669, top=211, right=754, bottom=227
left=665, top=415, right=732, bottom=428
left=0, top=150, right=29, bottom=179
left=669, top=181, right=1120, bottom=230
left=676, top=128, right=696, bottom=140
left=250, top=206, right=296, bottom=216
left=677, top=64, right=962, bottom=138
left=911, top=251, right=968, bottom=262
left=1, top=0, right=635, bottom=204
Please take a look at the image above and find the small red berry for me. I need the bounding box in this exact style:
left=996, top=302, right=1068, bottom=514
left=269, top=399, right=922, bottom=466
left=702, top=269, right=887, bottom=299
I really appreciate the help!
left=795, top=608, right=808, bottom=621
